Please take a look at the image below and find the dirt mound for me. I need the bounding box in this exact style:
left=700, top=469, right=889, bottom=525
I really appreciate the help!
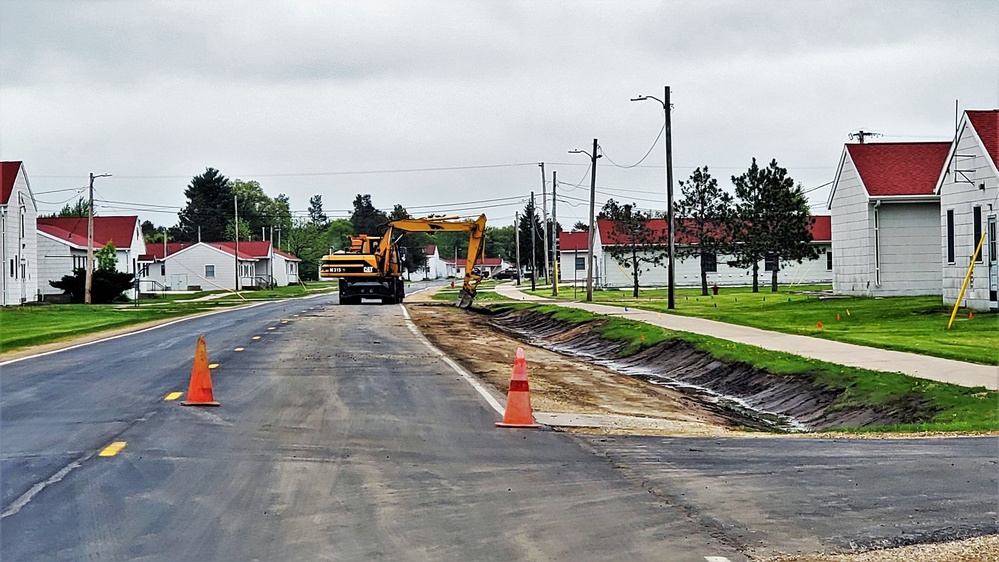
left=486, top=308, right=932, bottom=431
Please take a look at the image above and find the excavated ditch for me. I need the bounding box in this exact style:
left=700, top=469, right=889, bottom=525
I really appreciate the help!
left=485, top=308, right=934, bottom=432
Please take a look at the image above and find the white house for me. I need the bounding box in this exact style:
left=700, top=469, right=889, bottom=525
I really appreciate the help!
left=558, top=230, right=604, bottom=286
left=936, top=109, right=999, bottom=311
left=36, top=215, right=146, bottom=301
left=561, top=217, right=831, bottom=290
left=827, top=141, right=950, bottom=297
left=139, top=241, right=299, bottom=292
left=421, top=244, right=447, bottom=280
left=0, top=161, right=39, bottom=305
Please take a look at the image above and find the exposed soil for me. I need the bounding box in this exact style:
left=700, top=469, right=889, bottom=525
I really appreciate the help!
left=407, top=298, right=942, bottom=434
left=406, top=301, right=740, bottom=436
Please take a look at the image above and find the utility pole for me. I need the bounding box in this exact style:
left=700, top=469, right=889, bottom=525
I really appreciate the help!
left=664, top=86, right=676, bottom=310
left=234, top=195, right=240, bottom=291
left=269, top=225, right=274, bottom=288
left=514, top=212, right=521, bottom=286
left=539, top=163, right=549, bottom=284
left=568, top=139, right=600, bottom=302
left=530, top=191, right=537, bottom=292
left=551, top=170, right=558, bottom=297
left=85, top=172, right=111, bottom=304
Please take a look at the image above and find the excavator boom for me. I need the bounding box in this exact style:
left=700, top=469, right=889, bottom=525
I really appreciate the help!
left=320, top=214, right=487, bottom=308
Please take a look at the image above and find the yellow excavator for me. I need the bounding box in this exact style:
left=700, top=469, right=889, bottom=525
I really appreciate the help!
left=319, top=214, right=487, bottom=308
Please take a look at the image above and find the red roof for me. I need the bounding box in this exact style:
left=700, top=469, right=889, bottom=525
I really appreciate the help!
left=141, top=241, right=298, bottom=262
left=847, top=142, right=950, bottom=196
left=966, top=110, right=999, bottom=169
left=570, top=217, right=830, bottom=246
left=1, top=161, right=23, bottom=205
left=810, top=215, right=831, bottom=242
left=37, top=216, right=139, bottom=249
left=214, top=241, right=270, bottom=259
left=425, top=244, right=437, bottom=256
left=560, top=231, right=589, bottom=251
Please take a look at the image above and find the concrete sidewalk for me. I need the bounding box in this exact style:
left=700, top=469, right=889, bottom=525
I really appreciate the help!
left=493, top=283, right=999, bottom=390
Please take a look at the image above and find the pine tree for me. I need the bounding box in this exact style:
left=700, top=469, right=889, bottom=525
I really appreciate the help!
left=729, top=158, right=818, bottom=292
left=676, top=167, right=734, bottom=295
left=176, top=168, right=232, bottom=242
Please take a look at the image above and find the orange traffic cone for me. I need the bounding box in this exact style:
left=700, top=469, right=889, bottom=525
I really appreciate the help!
left=495, top=348, right=540, bottom=428
left=183, top=335, right=220, bottom=407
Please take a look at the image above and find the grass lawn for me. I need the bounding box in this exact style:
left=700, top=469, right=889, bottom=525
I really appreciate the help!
left=492, top=302, right=999, bottom=433
left=0, top=282, right=339, bottom=353
left=526, top=284, right=998, bottom=365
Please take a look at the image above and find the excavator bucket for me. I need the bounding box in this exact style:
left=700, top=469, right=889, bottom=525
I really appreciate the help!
left=457, top=288, right=475, bottom=309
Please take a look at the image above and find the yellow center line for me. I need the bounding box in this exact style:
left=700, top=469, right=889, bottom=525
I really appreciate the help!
left=99, top=442, right=127, bottom=457
left=209, top=363, right=219, bottom=369
left=165, top=391, right=183, bottom=401
left=252, top=336, right=261, bottom=340
left=234, top=347, right=244, bottom=352
left=267, top=327, right=275, bottom=331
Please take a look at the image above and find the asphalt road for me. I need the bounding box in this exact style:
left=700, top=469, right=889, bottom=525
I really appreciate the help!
left=2, top=290, right=996, bottom=561
left=1, top=293, right=743, bottom=561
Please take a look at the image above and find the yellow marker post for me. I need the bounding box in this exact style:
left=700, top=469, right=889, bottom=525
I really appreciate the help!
left=947, top=231, right=987, bottom=329
left=165, top=392, right=183, bottom=401
left=99, top=442, right=127, bottom=457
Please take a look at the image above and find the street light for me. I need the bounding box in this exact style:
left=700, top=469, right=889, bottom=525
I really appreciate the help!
left=632, top=86, right=675, bottom=309
left=569, top=138, right=600, bottom=302
left=86, top=172, right=112, bottom=304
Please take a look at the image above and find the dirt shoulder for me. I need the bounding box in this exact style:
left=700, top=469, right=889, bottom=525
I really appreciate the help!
left=406, top=301, right=739, bottom=437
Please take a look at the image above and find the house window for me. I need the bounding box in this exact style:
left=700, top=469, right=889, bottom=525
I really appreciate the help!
left=160, top=264, right=166, bottom=276
left=141, top=265, right=149, bottom=277
left=764, top=253, right=778, bottom=272
left=702, top=252, right=717, bottom=273
left=947, top=209, right=955, bottom=263
left=9, top=258, right=14, bottom=278
left=575, top=256, right=585, bottom=270
left=73, top=255, right=87, bottom=270
left=205, top=264, right=215, bottom=278
left=826, top=251, right=833, bottom=271
left=973, top=206, right=983, bottom=262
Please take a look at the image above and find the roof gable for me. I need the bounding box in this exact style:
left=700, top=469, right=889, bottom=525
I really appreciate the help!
left=37, top=216, right=139, bottom=248
left=846, top=142, right=950, bottom=197
left=1, top=161, right=23, bottom=205
left=965, top=110, right=999, bottom=170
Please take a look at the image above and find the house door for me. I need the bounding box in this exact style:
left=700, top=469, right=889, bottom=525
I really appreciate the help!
left=988, top=215, right=997, bottom=308
left=170, top=274, right=187, bottom=291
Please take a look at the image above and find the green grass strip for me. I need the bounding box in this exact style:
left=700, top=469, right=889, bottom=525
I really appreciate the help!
left=488, top=302, right=999, bottom=433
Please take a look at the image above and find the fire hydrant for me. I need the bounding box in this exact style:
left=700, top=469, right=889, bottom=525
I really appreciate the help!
left=450, top=280, right=455, bottom=289
left=712, top=283, right=719, bottom=296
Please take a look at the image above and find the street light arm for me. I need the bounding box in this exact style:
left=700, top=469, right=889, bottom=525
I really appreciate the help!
left=632, top=95, right=665, bottom=107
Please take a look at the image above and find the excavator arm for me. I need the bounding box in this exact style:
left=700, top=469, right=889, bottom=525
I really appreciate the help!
left=380, top=214, right=487, bottom=309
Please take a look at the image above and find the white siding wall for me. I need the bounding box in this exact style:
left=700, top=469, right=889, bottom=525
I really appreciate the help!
left=876, top=202, right=941, bottom=295
left=2, top=171, right=39, bottom=305
left=830, top=151, right=874, bottom=295
left=164, top=245, right=240, bottom=291
left=36, top=235, right=76, bottom=297
left=597, top=246, right=831, bottom=289
left=940, top=122, right=999, bottom=310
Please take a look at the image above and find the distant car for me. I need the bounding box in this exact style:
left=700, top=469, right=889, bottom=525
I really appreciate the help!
left=492, top=269, right=519, bottom=280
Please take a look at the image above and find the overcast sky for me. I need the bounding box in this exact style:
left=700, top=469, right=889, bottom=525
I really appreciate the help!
left=1, top=0, right=997, bottom=231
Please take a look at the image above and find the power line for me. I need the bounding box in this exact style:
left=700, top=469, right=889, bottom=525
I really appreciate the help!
left=598, top=123, right=665, bottom=169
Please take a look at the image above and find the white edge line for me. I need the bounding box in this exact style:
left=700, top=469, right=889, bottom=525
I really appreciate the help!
left=0, top=292, right=334, bottom=367
left=402, top=304, right=504, bottom=416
